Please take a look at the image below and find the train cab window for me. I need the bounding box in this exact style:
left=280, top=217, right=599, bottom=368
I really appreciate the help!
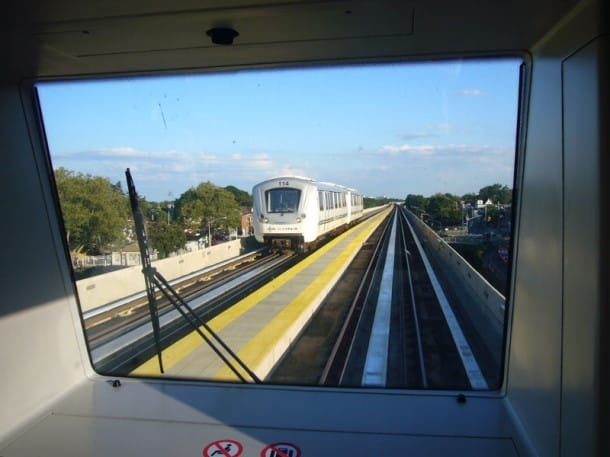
left=266, top=188, right=301, bottom=213
left=37, top=57, right=521, bottom=390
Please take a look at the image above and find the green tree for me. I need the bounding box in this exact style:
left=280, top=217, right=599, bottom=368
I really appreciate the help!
left=426, top=193, right=462, bottom=227
left=54, top=168, right=129, bottom=254
left=405, top=194, right=426, bottom=211
left=176, top=181, right=241, bottom=231
left=136, top=196, right=161, bottom=222
left=479, top=184, right=512, bottom=204
left=148, top=220, right=186, bottom=258
left=224, top=185, right=252, bottom=208
left=363, top=196, right=394, bottom=209
left=461, top=192, right=479, bottom=205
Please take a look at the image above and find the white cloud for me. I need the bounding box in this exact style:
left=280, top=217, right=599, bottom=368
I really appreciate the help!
left=230, top=152, right=274, bottom=170
left=382, top=144, right=437, bottom=156
left=380, top=143, right=510, bottom=159
left=461, top=89, right=482, bottom=96
left=377, top=144, right=514, bottom=168
left=275, top=166, right=308, bottom=177
left=251, top=159, right=273, bottom=169
left=52, top=142, right=513, bottom=203
left=401, top=131, right=437, bottom=141
left=95, top=146, right=147, bottom=157
left=53, top=146, right=315, bottom=199
left=86, top=147, right=218, bottom=163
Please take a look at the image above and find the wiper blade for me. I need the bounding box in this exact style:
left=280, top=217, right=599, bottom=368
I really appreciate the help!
left=126, top=168, right=261, bottom=383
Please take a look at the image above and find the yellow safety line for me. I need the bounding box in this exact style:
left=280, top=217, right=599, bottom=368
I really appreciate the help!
left=214, top=209, right=390, bottom=381
left=131, top=208, right=391, bottom=376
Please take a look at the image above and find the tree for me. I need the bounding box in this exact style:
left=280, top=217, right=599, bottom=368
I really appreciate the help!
left=479, top=184, right=512, bottom=204
left=405, top=194, right=426, bottom=211
left=176, top=181, right=241, bottom=231
left=364, top=196, right=394, bottom=209
left=54, top=168, right=129, bottom=254
left=461, top=193, right=479, bottom=205
left=136, top=196, right=161, bottom=222
left=148, top=220, right=186, bottom=258
left=426, top=193, right=462, bottom=227
left=224, top=185, right=252, bottom=208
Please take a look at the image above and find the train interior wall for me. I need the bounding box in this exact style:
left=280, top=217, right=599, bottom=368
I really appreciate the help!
left=0, top=1, right=607, bottom=456
left=0, top=86, right=91, bottom=436
left=562, top=34, right=609, bottom=456
left=505, top=3, right=608, bottom=455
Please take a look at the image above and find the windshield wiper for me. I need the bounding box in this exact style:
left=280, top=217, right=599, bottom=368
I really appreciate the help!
left=126, top=168, right=261, bottom=383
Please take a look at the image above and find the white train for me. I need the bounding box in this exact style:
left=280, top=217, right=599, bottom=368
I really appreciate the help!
left=252, top=176, right=364, bottom=250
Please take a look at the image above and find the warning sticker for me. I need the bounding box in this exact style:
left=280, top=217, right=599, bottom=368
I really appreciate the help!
left=260, top=442, right=302, bottom=457
left=203, top=439, right=243, bottom=457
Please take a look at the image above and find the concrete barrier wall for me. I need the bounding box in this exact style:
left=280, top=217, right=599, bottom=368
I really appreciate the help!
left=405, top=210, right=505, bottom=332
left=76, top=240, right=243, bottom=312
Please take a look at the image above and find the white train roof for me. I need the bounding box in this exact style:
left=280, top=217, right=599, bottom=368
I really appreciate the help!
left=254, top=176, right=361, bottom=194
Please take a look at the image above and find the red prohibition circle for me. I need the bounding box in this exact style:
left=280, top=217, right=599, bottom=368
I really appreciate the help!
left=260, top=442, right=302, bottom=457
left=203, top=439, right=244, bottom=457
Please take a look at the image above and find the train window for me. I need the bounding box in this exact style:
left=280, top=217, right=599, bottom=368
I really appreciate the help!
left=37, top=57, right=520, bottom=390
left=266, top=188, right=301, bottom=213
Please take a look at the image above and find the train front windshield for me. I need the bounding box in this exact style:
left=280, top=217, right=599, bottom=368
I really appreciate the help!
left=36, top=58, right=521, bottom=390
left=266, top=189, right=301, bottom=213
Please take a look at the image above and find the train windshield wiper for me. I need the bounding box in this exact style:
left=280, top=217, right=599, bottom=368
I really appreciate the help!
left=125, top=168, right=261, bottom=383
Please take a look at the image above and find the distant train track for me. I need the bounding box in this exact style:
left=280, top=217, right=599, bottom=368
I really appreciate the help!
left=316, top=211, right=392, bottom=385
left=271, top=206, right=484, bottom=389
left=90, top=250, right=301, bottom=374
left=83, top=248, right=267, bottom=326
left=85, top=248, right=274, bottom=346
left=268, top=209, right=392, bottom=385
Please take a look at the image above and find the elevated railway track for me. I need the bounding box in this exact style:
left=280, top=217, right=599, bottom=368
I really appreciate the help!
left=87, top=205, right=497, bottom=391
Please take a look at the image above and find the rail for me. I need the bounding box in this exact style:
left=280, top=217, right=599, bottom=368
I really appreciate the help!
left=91, top=252, right=298, bottom=375
left=319, top=210, right=393, bottom=385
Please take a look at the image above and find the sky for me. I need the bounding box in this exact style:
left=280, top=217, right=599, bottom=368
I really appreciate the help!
left=37, top=58, right=520, bottom=202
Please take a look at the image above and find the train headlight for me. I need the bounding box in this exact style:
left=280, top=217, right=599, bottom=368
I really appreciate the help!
left=301, top=213, right=306, bottom=219
left=296, top=217, right=301, bottom=222
left=264, top=217, right=269, bottom=223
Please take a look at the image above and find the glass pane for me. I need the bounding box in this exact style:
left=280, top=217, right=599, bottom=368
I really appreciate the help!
left=37, top=58, right=520, bottom=389
left=266, top=189, right=301, bottom=213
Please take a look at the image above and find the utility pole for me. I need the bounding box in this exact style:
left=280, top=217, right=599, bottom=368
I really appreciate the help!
left=167, top=192, right=174, bottom=224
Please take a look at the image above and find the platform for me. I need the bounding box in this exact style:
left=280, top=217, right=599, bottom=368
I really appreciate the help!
left=132, top=208, right=391, bottom=381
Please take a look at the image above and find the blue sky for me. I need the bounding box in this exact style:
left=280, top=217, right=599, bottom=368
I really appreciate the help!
left=38, top=58, right=520, bottom=202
